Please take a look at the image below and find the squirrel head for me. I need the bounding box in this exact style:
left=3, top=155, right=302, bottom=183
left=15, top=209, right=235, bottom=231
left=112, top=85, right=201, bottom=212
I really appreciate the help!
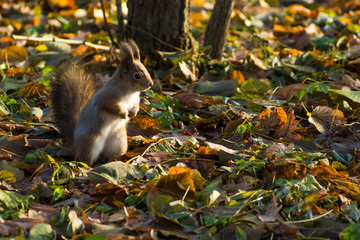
left=116, top=40, right=153, bottom=91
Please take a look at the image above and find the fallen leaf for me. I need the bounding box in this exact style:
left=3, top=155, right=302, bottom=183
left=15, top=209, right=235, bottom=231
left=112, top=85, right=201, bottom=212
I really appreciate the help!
left=175, top=93, right=206, bottom=109
left=308, top=106, right=347, bottom=135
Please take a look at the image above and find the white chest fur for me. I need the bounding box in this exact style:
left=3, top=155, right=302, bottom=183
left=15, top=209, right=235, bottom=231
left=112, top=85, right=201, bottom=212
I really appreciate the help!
left=121, top=92, right=140, bottom=110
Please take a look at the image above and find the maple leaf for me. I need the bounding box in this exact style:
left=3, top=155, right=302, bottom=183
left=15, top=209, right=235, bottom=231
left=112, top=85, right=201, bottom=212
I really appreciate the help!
left=258, top=107, right=302, bottom=142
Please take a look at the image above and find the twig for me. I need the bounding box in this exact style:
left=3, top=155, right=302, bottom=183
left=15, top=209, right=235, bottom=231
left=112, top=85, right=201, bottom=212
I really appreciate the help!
left=128, top=25, right=184, bottom=51
left=99, top=0, right=119, bottom=48
left=12, top=34, right=111, bottom=51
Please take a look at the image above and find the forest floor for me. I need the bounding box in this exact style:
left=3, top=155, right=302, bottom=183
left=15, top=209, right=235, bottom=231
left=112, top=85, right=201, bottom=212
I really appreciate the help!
left=1, top=0, right=360, bottom=239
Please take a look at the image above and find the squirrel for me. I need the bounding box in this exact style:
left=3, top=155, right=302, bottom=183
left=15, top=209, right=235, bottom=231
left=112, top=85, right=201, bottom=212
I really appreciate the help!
left=52, top=40, right=153, bottom=166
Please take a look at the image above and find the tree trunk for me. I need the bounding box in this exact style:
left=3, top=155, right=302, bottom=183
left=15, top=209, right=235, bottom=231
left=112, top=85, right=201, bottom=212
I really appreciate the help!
left=126, top=0, right=194, bottom=55
left=204, top=0, right=234, bottom=59
left=115, top=0, right=125, bottom=42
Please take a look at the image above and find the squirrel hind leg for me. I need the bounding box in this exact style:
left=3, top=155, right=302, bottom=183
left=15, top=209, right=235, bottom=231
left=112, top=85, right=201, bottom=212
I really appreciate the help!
left=101, top=128, right=128, bottom=161
left=75, top=132, right=106, bottom=166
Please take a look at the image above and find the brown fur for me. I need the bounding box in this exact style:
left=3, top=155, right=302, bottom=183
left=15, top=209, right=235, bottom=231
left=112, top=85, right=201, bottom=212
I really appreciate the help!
left=52, top=64, right=99, bottom=146
left=52, top=40, right=153, bottom=165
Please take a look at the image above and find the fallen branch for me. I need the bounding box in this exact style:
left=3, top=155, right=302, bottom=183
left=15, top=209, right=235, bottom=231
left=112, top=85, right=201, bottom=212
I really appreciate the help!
left=11, top=34, right=111, bottom=51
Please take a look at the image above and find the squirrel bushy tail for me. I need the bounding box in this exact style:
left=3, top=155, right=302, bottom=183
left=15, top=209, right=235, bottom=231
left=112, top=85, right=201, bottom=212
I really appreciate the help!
left=52, top=64, right=99, bottom=146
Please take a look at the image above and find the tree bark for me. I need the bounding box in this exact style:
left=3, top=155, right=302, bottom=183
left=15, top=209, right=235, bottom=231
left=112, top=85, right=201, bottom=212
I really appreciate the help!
left=204, top=0, right=234, bottom=59
left=116, top=0, right=125, bottom=42
left=126, top=0, right=194, bottom=55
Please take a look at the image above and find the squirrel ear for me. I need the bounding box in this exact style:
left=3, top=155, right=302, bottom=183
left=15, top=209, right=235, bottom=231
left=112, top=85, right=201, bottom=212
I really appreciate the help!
left=116, top=41, right=134, bottom=73
left=118, top=41, right=135, bottom=63
left=127, top=39, right=140, bottom=61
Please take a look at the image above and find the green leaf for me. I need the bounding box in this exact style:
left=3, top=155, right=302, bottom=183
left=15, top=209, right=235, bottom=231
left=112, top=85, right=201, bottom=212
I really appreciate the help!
left=236, top=227, right=247, bottom=240
left=96, top=202, right=112, bottom=213
left=52, top=186, right=65, bottom=201
left=158, top=111, right=175, bottom=128
left=28, top=223, right=56, bottom=240
left=0, top=78, right=26, bottom=92
left=85, top=236, right=106, bottom=240
left=194, top=79, right=238, bottom=97
left=88, top=161, right=144, bottom=184
left=156, top=49, right=193, bottom=65
left=0, top=190, right=33, bottom=209
left=328, top=89, right=360, bottom=108
left=343, top=224, right=360, bottom=240
left=240, top=78, right=272, bottom=94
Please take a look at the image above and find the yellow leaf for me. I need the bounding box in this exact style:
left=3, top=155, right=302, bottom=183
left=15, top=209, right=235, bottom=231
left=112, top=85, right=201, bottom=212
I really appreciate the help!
left=0, top=169, right=16, bottom=184
left=35, top=44, right=48, bottom=52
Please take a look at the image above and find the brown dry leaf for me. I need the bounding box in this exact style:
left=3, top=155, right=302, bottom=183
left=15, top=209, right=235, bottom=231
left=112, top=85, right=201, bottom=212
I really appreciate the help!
left=175, top=93, right=205, bottom=109
left=311, top=204, right=326, bottom=215
left=265, top=143, right=294, bottom=159
left=334, top=182, right=360, bottom=203
left=150, top=151, right=174, bottom=163
left=268, top=159, right=308, bottom=179
left=155, top=166, right=204, bottom=199
left=196, top=146, right=219, bottom=156
left=90, top=183, right=127, bottom=205
left=0, top=46, right=28, bottom=65
left=273, top=83, right=307, bottom=100
left=258, top=107, right=301, bottom=142
left=313, top=161, right=349, bottom=180
left=0, top=134, right=29, bottom=161
left=258, top=196, right=281, bottom=222
left=21, top=82, right=47, bottom=98
left=128, top=115, right=160, bottom=138
left=308, top=106, right=347, bottom=135
left=276, top=109, right=302, bottom=141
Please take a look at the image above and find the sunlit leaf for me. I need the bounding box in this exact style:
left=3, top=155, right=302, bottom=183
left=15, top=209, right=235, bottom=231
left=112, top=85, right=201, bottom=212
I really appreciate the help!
left=0, top=46, right=28, bottom=66
left=194, top=79, right=238, bottom=97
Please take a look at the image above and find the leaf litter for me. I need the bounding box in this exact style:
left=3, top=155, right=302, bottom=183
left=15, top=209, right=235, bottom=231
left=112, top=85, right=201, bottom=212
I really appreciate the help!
left=2, top=0, right=360, bottom=239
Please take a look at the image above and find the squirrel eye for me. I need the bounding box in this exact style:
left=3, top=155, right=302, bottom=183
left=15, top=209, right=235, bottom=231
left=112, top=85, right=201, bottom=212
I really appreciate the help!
left=134, top=73, right=141, bottom=79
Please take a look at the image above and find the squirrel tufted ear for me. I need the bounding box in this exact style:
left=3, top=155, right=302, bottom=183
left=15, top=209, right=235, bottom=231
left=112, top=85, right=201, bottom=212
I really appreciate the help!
left=115, top=39, right=141, bottom=73
left=127, top=39, right=140, bottom=61
left=118, top=41, right=134, bottom=63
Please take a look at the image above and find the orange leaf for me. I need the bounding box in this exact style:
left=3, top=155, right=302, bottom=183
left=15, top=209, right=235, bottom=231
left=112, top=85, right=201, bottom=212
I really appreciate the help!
left=73, top=45, right=90, bottom=55
left=57, top=33, right=76, bottom=39
left=197, top=146, right=219, bottom=156
left=30, top=17, right=40, bottom=26
left=258, top=107, right=301, bottom=142
left=273, top=24, right=304, bottom=35
left=1, top=36, right=13, bottom=44
left=288, top=4, right=311, bottom=17
left=230, top=69, right=245, bottom=85
left=6, top=68, right=34, bottom=77
left=311, top=204, right=326, bottom=215
left=314, top=161, right=349, bottom=180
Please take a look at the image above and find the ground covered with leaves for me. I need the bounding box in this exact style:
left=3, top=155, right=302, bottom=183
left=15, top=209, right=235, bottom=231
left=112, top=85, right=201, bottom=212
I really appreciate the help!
left=2, top=0, right=360, bottom=239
